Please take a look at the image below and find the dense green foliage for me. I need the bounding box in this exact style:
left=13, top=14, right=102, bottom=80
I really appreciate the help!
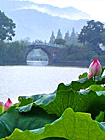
left=1, top=41, right=105, bottom=66
left=1, top=70, right=105, bottom=139
left=57, top=44, right=105, bottom=65
left=54, top=39, right=66, bottom=45
left=0, top=11, right=28, bottom=65
left=50, top=21, right=105, bottom=65
left=0, top=41, right=28, bottom=65
left=0, top=11, right=16, bottom=41
left=78, top=20, right=105, bottom=47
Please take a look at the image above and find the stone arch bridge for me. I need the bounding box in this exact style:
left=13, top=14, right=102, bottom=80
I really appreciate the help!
left=24, top=43, right=63, bottom=65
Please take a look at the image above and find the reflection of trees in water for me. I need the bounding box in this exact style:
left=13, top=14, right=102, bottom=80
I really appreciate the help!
left=27, top=49, right=48, bottom=61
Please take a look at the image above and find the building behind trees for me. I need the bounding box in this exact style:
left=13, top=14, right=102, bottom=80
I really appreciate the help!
left=56, top=29, right=63, bottom=39
left=49, top=28, right=78, bottom=45
left=64, top=31, right=70, bottom=44
left=49, top=31, right=55, bottom=44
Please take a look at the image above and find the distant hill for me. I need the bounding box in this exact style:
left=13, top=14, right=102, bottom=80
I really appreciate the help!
left=0, top=0, right=91, bottom=20
left=0, top=0, right=91, bottom=41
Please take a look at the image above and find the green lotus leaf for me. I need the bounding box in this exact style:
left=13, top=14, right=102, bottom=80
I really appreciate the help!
left=18, top=97, right=34, bottom=107
left=95, top=111, right=105, bottom=122
left=89, top=85, right=105, bottom=91
left=17, top=83, right=105, bottom=119
left=57, top=77, right=94, bottom=91
left=96, top=76, right=105, bottom=84
left=78, top=72, right=88, bottom=79
left=3, top=108, right=105, bottom=140
left=41, top=89, right=105, bottom=118
left=0, top=106, right=57, bottom=139
left=18, top=77, right=95, bottom=108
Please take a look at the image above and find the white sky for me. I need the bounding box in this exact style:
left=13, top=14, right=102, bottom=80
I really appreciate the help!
left=21, top=0, right=105, bottom=22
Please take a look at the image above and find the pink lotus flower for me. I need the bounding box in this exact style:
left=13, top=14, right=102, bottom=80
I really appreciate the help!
left=4, top=98, right=13, bottom=111
left=88, top=58, right=102, bottom=79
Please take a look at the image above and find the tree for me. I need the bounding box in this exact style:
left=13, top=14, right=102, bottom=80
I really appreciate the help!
left=0, top=41, right=28, bottom=65
left=100, top=32, right=105, bottom=45
left=54, top=38, right=66, bottom=45
left=0, top=11, right=16, bottom=41
left=78, top=20, right=105, bottom=47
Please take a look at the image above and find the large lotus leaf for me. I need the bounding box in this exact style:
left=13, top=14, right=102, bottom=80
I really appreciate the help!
left=3, top=108, right=105, bottom=140
left=0, top=106, right=57, bottom=139
left=98, top=122, right=105, bottom=131
left=43, top=138, right=67, bottom=140
left=17, top=93, right=56, bottom=113
left=13, top=76, right=105, bottom=112
left=96, top=76, right=105, bottom=84
left=18, top=93, right=54, bottom=104
left=57, top=77, right=94, bottom=91
left=40, top=89, right=105, bottom=118
left=18, top=77, right=95, bottom=107
left=89, top=85, right=105, bottom=91
left=18, top=92, right=56, bottom=107
left=95, top=111, right=105, bottom=122
left=16, top=77, right=105, bottom=119
left=17, top=77, right=95, bottom=115
left=17, top=84, right=105, bottom=118
left=18, top=97, right=34, bottom=106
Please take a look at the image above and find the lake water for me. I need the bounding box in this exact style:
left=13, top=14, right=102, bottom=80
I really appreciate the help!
left=0, top=63, right=88, bottom=103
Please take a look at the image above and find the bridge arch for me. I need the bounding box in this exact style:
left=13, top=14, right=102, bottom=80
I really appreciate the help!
left=25, top=45, right=53, bottom=65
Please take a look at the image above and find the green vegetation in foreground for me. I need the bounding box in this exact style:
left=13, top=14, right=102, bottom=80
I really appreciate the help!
left=2, top=108, right=105, bottom=140
left=1, top=70, right=105, bottom=139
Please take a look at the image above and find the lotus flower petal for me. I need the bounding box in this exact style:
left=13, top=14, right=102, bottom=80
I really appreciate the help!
left=88, top=58, right=102, bottom=79
left=4, top=98, right=13, bottom=111
left=88, top=72, right=94, bottom=79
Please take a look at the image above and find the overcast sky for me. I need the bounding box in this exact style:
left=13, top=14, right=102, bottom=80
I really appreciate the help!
left=20, top=0, right=105, bottom=22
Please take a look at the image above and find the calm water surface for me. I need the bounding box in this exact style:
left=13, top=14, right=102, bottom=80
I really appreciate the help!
left=0, top=64, right=88, bottom=103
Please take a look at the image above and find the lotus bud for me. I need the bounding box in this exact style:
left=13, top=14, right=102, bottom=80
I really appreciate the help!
left=4, top=98, right=13, bottom=111
left=88, top=58, right=102, bottom=79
